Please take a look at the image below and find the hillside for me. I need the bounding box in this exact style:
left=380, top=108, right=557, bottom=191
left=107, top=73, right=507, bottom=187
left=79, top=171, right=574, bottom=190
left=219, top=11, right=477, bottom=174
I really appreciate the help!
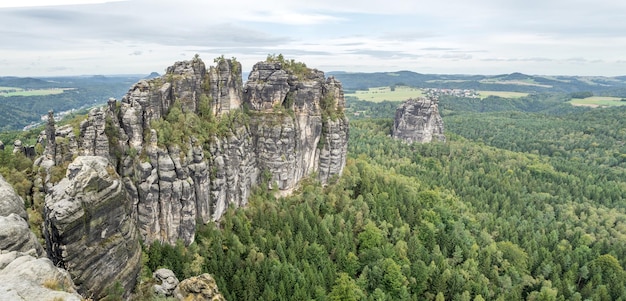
left=330, top=70, right=626, bottom=96
left=0, top=75, right=143, bottom=131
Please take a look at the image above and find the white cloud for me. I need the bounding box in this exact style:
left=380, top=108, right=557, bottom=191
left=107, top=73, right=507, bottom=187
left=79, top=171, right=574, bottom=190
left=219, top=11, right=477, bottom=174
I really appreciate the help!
left=1, top=0, right=626, bottom=76
left=0, top=0, right=127, bottom=8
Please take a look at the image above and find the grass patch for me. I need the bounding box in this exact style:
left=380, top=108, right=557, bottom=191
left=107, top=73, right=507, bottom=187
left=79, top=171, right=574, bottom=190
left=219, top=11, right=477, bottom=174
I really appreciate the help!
left=478, top=90, right=529, bottom=99
left=345, top=86, right=424, bottom=102
left=0, top=88, right=72, bottom=97
left=570, top=96, right=626, bottom=107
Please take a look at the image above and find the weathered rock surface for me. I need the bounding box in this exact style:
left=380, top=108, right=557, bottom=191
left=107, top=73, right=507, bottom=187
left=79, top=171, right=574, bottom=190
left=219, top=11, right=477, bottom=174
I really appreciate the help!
left=79, top=106, right=111, bottom=157
left=44, top=156, right=141, bottom=299
left=174, top=273, right=226, bottom=301
left=0, top=174, right=43, bottom=256
left=27, top=56, right=348, bottom=298
left=0, top=174, right=27, bottom=219
left=209, top=57, right=243, bottom=116
left=100, top=57, right=349, bottom=245
left=153, top=268, right=180, bottom=297
left=392, top=97, right=446, bottom=143
left=12, top=139, right=23, bottom=155
left=0, top=170, right=80, bottom=301
left=0, top=251, right=82, bottom=301
left=0, top=213, right=44, bottom=256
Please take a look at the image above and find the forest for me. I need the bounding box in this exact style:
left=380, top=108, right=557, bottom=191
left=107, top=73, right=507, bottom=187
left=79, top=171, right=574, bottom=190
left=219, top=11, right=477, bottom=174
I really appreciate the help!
left=1, top=92, right=625, bottom=300
left=137, top=93, right=626, bottom=300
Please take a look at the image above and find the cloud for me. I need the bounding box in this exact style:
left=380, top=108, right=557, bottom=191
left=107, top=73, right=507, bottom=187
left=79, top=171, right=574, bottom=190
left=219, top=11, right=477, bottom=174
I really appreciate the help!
left=0, top=0, right=127, bottom=8
left=2, top=0, right=626, bottom=76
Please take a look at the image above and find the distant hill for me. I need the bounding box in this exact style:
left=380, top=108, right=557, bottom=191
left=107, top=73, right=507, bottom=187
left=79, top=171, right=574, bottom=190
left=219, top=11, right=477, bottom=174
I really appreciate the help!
left=329, top=71, right=626, bottom=95
left=144, top=72, right=160, bottom=79
left=0, top=74, right=144, bottom=131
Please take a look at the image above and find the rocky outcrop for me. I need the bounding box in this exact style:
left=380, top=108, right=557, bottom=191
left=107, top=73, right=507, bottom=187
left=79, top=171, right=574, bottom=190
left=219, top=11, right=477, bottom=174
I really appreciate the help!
left=209, top=57, right=243, bottom=116
left=100, top=57, right=349, bottom=245
left=174, top=273, right=226, bottom=301
left=0, top=213, right=44, bottom=256
left=79, top=106, right=111, bottom=157
left=0, top=251, right=82, bottom=301
left=0, top=174, right=28, bottom=219
left=0, top=174, right=43, bottom=256
left=153, top=268, right=180, bottom=297
left=392, top=97, right=446, bottom=143
left=44, top=156, right=141, bottom=299
left=0, top=171, right=81, bottom=301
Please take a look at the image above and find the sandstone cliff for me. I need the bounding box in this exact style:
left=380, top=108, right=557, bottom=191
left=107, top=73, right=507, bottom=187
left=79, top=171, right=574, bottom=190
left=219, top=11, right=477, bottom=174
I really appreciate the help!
left=100, top=56, right=349, bottom=245
left=392, top=97, right=446, bottom=143
left=44, top=156, right=141, bottom=299
left=0, top=173, right=81, bottom=301
left=33, top=55, right=348, bottom=298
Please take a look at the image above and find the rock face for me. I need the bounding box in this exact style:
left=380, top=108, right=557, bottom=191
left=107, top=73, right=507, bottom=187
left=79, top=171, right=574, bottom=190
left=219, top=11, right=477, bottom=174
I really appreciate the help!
left=174, top=273, right=226, bottom=301
left=0, top=213, right=45, bottom=256
left=0, top=174, right=44, bottom=256
left=0, top=251, right=82, bottom=301
left=32, top=56, right=348, bottom=298
left=0, top=174, right=28, bottom=219
left=392, top=97, right=446, bottom=143
left=96, top=56, right=349, bottom=245
left=43, top=156, right=141, bottom=299
left=0, top=173, right=81, bottom=301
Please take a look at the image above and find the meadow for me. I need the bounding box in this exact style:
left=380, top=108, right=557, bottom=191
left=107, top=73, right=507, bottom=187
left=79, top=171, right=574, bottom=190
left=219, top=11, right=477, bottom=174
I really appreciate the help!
left=570, top=96, right=626, bottom=107
left=345, top=85, right=424, bottom=102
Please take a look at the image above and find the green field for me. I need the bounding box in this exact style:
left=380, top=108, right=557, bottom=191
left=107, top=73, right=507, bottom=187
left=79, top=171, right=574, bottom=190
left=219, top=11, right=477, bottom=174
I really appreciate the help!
left=0, top=88, right=70, bottom=97
left=345, top=86, right=424, bottom=102
left=570, top=96, right=626, bottom=107
left=478, top=90, right=529, bottom=99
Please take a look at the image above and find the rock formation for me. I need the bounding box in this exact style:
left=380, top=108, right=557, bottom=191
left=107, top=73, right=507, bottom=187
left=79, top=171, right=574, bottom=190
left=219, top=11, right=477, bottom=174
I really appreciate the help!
left=0, top=173, right=81, bottom=301
left=98, top=56, right=349, bottom=245
left=0, top=251, right=82, bottom=301
left=0, top=174, right=28, bottom=219
left=392, top=97, right=446, bottom=143
left=174, top=273, right=226, bottom=301
left=44, top=156, right=141, bottom=299
left=31, top=55, right=348, bottom=298
left=153, top=268, right=180, bottom=297
left=0, top=213, right=45, bottom=255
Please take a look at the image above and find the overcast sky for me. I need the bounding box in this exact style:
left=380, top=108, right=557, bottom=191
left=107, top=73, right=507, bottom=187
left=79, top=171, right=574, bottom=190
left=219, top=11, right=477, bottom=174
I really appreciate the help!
left=2, top=0, right=626, bottom=77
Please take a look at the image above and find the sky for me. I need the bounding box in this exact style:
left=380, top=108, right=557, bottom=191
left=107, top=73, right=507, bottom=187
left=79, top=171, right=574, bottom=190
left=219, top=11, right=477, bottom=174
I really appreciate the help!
left=1, top=0, right=626, bottom=77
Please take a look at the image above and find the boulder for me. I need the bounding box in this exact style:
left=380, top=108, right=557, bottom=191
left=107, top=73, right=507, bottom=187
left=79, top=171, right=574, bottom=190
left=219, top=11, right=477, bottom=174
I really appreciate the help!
left=153, top=268, right=179, bottom=297
left=0, top=213, right=44, bottom=256
left=174, top=273, right=225, bottom=301
left=0, top=174, right=27, bottom=219
left=0, top=251, right=82, bottom=301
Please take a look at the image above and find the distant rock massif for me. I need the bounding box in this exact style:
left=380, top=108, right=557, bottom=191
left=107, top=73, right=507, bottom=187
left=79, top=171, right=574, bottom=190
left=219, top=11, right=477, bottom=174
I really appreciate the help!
left=19, top=56, right=349, bottom=299
left=392, top=97, right=446, bottom=143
